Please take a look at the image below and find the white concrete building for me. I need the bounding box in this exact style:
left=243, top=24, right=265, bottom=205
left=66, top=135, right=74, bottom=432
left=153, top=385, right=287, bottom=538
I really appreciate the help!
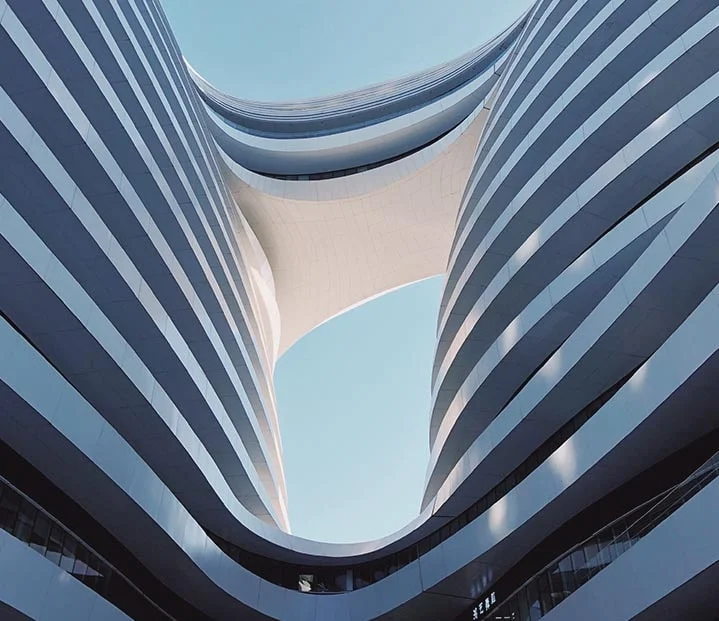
left=0, top=1, right=718, bottom=620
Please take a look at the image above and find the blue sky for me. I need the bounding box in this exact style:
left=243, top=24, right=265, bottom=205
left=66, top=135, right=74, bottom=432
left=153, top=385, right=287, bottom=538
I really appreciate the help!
left=274, top=277, right=442, bottom=542
left=162, top=1, right=532, bottom=101
left=161, top=0, right=531, bottom=543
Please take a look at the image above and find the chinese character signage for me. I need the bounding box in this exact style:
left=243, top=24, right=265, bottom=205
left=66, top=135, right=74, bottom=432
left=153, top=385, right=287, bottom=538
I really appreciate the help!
left=471, top=591, right=497, bottom=619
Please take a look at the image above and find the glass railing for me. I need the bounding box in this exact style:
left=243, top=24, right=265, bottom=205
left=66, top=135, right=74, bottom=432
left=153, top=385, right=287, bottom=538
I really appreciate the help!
left=468, top=450, right=719, bottom=621
left=0, top=475, right=175, bottom=620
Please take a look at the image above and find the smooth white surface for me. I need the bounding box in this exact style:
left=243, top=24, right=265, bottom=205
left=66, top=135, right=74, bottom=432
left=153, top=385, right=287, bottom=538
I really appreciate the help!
left=224, top=109, right=489, bottom=354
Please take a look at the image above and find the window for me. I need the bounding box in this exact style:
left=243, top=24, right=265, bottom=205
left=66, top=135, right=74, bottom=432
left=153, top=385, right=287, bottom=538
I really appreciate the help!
left=29, top=512, right=51, bottom=554
left=46, top=524, right=65, bottom=566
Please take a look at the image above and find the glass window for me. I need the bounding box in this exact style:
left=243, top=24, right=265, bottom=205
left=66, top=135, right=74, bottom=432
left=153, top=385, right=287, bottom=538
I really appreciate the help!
left=262, top=563, right=284, bottom=587
left=72, top=544, right=90, bottom=578
left=526, top=579, right=542, bottom=621
left=396, top=547, right=413, bottom=568
left=626, top=509, right=655, bottom=542
left=536, top=572, right=554, bottom=615
left=568, top=547, right=587, bottom=590
left=504, top=596, right=521, bottom=621
left=45, top=524, right=64, bottom=566
left=29, top=512, right=51, bottom=554
left=12, top=499, right=37, bottom=544
left=298, top=573, right=314, bottom=592
left=353, top=565, right=371, bottom=590
left=93, top=560, right=112, bottom=597
left=60, top=534, right=77, bottom=572
left=548, top=563, right=567, bottom=609
left=440, top=523, right=451, bottom=542
left=336, top=570, right=350, bottom=591
left=611, top=522, right=632, bottom=556
left=82, top=552, right=104, bottom=589
left=511, top=592, right=529, bottom=621
left=449, top=519, right=460, bottom=536
left=557, top=553, right=576, bottom=595
left=418, top=537, right=430, bottom=556
left=596, top=533, right=614, bottom=568
left=428, top=530, right=440, bottom=550
left=310, top=570, right=336, bottom=592
left=0, top=486, right=19, bottom=532
left=581, top=539, right=602, bottom=577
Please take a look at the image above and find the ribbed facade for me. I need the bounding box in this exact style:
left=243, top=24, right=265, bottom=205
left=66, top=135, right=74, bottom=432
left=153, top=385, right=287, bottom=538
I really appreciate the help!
left=0, top=1, right=718, bottom=620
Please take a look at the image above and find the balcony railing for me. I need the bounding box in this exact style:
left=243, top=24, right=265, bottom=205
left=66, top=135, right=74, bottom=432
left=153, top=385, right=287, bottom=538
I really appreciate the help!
left=469, top=450, right=719, bottom=621
left=0, top=474, right=175, bottom=620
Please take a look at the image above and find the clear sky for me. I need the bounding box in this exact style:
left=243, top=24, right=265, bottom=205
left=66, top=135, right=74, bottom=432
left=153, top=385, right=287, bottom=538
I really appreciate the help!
left=160, top=0, right=532, bottom=543
left=274, top=277, right=442, bottom=542
left=162, top=0, right=532, bottom=101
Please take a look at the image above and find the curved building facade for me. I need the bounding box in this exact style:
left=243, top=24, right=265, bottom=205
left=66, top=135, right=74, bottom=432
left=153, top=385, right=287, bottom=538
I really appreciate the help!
left=0, top=1, right=718, bottom=620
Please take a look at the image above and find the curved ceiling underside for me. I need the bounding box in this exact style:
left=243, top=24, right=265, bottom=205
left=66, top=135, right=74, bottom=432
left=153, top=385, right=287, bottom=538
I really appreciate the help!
left=190, top=19, right=527, bottom=356
left=222, top=112, right=488, bottom=355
